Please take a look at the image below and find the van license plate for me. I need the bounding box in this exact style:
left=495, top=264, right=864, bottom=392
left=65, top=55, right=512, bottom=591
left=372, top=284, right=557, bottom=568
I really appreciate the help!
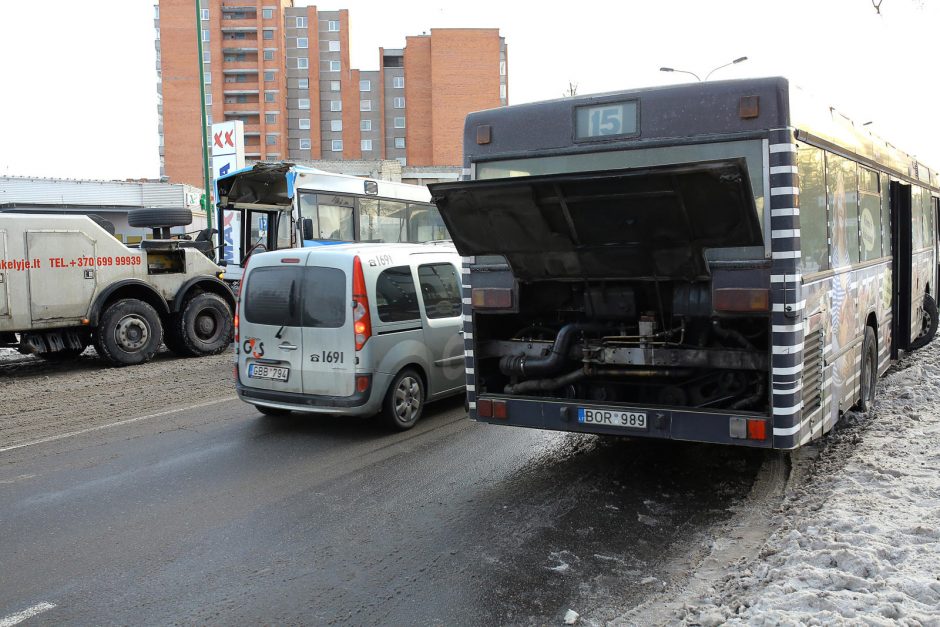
left=578, top=408, right=647, bottom=429
left=248, top=364, right=290, bottom=381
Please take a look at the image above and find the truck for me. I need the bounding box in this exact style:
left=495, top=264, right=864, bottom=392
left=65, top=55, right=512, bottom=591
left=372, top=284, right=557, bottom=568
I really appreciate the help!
left=0, top=212, right=235, bottom=366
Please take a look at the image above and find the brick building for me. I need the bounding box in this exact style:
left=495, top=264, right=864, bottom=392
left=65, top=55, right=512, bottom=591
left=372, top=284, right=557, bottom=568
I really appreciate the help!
left=155, top=1, right=508, bottom=187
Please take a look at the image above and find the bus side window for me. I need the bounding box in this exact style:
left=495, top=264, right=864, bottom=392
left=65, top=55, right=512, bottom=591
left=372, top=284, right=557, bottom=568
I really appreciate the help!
left=798, top=145, right=829, bottom=274
left=859, top=167, right=882, bottom=262
left=880, top=173, right=891, bottom=256
left=299, top=192, right=319, bottom=244
left=912, top=185, right=925, bottom=250
left=826, top=153, right=859, bottom=266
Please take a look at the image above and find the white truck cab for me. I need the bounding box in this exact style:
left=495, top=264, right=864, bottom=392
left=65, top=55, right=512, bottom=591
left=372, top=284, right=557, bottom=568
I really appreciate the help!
left=235, top=242, right=465, bottom=429
left=0, top=213, right=235, bottom=365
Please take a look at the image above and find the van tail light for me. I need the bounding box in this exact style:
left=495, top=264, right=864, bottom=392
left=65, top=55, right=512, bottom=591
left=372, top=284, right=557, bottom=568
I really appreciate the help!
left=356, top=375, right=371, bottom=393
left=234, top=312, right=239, bottom=343
left=352, top=256, right=372, bottom=351
left=713, top=288, right=770, bottom=312
left=471, top=287, right=513, bottom=309
left=235, top=259, right=251, bottom=344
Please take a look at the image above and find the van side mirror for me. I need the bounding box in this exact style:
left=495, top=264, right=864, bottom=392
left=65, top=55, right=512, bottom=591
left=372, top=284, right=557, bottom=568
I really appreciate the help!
left=302, top=218, right=314, bottom=241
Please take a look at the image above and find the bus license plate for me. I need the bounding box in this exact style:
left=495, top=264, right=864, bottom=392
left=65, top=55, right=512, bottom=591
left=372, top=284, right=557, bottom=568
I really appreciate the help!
left=248, top=364, right=289, bottom=381
left=578, top=407, right=647, bottom=430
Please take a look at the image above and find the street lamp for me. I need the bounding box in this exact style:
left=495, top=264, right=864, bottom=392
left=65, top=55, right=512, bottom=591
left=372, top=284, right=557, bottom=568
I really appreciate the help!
left=660, top=56, right=748, bottom=82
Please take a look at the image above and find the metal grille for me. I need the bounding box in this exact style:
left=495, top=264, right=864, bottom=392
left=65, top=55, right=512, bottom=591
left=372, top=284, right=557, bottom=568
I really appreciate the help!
left=802, top=329, right=823, bottom=411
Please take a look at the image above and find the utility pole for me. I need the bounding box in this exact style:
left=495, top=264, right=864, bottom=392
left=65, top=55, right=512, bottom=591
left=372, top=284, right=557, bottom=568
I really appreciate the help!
left=195, top=0, right=213, bottom=229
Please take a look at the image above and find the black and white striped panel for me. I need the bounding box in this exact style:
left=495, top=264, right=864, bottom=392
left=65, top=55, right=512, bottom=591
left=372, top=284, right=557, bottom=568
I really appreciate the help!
left=768, top=129, right=804, bottom=449
left=461, top=256, right=477, bottom=415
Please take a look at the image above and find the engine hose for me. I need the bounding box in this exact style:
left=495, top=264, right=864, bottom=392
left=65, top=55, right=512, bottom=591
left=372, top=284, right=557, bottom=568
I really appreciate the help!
left=504, top=369, right=586, bottom=394
left=499, top=322, right=611, bottom=378
left=730, top=380, right=766, bottom=410
left=711, top=320, right=755, bottom=350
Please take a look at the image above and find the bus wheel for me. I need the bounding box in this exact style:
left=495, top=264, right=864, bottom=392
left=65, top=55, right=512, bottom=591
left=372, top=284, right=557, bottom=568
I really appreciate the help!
left=910, top=293, right=938, bottom=350
left=857, top=326, right=877, bottom=412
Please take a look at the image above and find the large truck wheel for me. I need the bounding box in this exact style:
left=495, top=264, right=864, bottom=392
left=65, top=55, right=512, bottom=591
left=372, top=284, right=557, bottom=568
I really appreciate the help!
left=94, top=298, right=164, bottom=366
left=171, top=292, right=233, bottom=357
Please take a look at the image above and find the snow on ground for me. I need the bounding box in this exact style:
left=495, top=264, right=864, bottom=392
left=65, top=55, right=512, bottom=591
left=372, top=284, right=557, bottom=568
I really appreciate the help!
left=684, top=341, right=940, bottom=626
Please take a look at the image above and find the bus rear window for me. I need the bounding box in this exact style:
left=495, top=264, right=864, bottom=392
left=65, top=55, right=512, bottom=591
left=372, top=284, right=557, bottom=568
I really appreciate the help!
left=244, top=266, right=346, bottom=327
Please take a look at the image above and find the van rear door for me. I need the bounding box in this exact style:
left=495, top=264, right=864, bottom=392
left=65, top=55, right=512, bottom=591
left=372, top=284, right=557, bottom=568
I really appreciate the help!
left=301, top=255, right=355, bottom=397
left=238, top=252, right=309, bottom=395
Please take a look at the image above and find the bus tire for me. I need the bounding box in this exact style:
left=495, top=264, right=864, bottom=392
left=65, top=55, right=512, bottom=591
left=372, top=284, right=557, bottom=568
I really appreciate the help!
left=857, top=326, right=877, bottom=412
left=910, top=293, right=938, bottom=350
left=175, top=292, right=234, bottom=357
left=383, top=368, right=425, bottom=431
left=94, top=298, right=163, bottom=367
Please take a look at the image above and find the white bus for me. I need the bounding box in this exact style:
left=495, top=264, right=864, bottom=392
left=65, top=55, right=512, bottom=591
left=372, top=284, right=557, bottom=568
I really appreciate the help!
left=214, top=163, right=449, bottom=285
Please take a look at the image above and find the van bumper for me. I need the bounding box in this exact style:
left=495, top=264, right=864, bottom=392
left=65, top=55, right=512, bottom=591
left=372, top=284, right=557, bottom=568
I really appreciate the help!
left=236, top=377, right=384, bottom=416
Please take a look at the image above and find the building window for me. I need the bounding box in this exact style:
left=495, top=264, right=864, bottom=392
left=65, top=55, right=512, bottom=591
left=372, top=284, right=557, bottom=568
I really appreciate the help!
left=296, top=16, right=307, bottom=28
left=394, top=137, right=405, bottom=149
left=331, top=140, right=343, bottom=152
left=327, top=20, right=339, bottom=31
left=396, top=157, right=407, bottom=166
left=359, top=79, right=371, bottom=92
left=361, top=139, right=372, bottom=151
left=299, top=118, right=310, bottom=129
left=299, top=138, right=311, bottom=150
left=330, top=100, right=341, bottom=112
left=263, top=30, right=274, bottom=40
left=298, top=78, right=308, bottom=89
left=266, top=134, right=277, bottom=146
left=330, top=119, right=342, bottom=132
left=500, top=61, right=507, bottom=76
left=264, top=92, right=275, bottom=102
left=393, top=116, right=405, bottom=129
left=329, top=60, right=340, bottom=72
left=202, top=50, right=210, bottom=63
left=264, top=70, right=275, bottom=81
left=393, top=97, right=405, bottom=109
left=202, top=29, right=209, bottom=42
left=393, top=76, right=404, bottom=89
left=265, top=113, right=277, bottom=124
left=264, top=49, right=275, bottom=61
left=500, top=84, right=507, bottom=99
left=201, top=8, right=209, bottom=20
left=298, top=98, right=310, bottom=109
left=206, top=114, right=212, bottom=125
left=360, top=100, right=371, bottom=112
left=360, top=119, right=372, bottom=131
left=204, top=72, right=211, bottom=84
left=328, top=40, right=341, bottom=52
left=262, top=8, right=273, bottom=19
left=205, top=93, right=212, bottom=105
left=154, top=6, right=159, bottom=19
left=330, top=80, right=340, bottom=91
left=297, top=57, right=308, bottom=69
left=297, top=37, right=308, bottom=48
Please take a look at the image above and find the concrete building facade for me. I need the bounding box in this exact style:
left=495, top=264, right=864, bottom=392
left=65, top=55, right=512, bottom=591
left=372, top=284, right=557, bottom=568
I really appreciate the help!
left=155, top=1, right=507, bottom=188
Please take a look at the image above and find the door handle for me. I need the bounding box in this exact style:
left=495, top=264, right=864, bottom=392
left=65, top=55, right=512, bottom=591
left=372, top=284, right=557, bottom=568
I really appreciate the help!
left=278, top=343, right=298, bottom=351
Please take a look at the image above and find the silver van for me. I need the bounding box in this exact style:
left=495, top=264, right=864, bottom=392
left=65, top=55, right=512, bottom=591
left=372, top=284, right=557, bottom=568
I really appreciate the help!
left=235, top=243, right=465, bottom=429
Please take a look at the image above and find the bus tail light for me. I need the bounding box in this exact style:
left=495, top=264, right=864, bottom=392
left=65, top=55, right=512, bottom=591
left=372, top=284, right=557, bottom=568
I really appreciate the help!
left=747, top=419, right=767, bottom=441
left=471, top=288, right=513, bottom=309
left=352, top=256, right=372, bottom=350
left=714, top=288, right=770, bottom=312
left=477, top=398, right=508, bottom=419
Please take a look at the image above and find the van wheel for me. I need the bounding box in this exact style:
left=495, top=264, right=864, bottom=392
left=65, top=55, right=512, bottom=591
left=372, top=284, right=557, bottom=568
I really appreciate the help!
left=94, top=299, right=163, bottom=366
left=255, top=405, right=291, bottom=417
left=910, top=293, right=938, bottom=350
left=857, top=326, right=877, bottom=412
left=383, top=369, right=425, bottom=430
left=173, top=293, right=233, bottom=357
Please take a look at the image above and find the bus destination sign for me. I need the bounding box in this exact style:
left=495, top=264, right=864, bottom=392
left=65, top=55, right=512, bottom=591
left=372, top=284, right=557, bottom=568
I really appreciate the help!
left=575, top=100, right=638, bottom=140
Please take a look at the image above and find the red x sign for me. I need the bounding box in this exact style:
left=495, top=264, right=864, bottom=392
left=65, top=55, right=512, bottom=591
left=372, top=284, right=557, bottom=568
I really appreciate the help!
left=213, top=130, right=236, bottom=148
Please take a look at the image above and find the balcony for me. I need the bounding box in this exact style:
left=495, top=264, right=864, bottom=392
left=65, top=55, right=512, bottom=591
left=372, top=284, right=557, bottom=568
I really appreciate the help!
left=222, top=61, right=259, bottom=71
left=222, top=46, right=258, bottom=54
left=221, top=26, right=257, bottom=33
left=223, top=88, right=259, bottom=96
left=223, top=101, right=261, bottom=111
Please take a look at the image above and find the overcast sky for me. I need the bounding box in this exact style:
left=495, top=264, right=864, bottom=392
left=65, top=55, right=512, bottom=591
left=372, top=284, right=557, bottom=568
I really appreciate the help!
left=0, top=0, right=936, bottom=181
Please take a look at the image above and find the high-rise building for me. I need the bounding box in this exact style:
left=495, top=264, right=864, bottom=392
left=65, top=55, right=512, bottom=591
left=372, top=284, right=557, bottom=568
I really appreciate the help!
left=155, top=1, right=508, bottom=187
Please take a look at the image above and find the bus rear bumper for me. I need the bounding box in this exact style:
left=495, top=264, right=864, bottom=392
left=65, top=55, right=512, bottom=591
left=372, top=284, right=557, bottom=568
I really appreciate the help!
left=473, top=397, right=783, bottom=449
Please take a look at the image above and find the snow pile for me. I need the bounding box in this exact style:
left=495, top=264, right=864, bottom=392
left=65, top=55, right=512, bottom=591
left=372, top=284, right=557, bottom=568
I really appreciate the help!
left=686, top=343, right=940, bottom=625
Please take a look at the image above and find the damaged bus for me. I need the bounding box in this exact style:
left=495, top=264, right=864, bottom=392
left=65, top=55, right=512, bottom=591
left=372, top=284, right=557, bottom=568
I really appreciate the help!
left=430, top=77, right=939, bottom=450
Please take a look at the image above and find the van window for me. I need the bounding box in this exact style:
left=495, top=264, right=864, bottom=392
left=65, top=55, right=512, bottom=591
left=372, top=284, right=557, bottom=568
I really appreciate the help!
left=302, top=267, right=346, bottom=327
left=244, top=266, right=345, bottom=327
left=418, top=263, right=461, bottom=318
left=375, top=266, right=420, bottom=322
left=244, top=267, right=302, bottom=325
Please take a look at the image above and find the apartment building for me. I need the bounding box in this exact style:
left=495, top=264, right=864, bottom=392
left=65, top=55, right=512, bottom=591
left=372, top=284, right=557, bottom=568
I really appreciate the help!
left=155, top=0, right=508, bottom=188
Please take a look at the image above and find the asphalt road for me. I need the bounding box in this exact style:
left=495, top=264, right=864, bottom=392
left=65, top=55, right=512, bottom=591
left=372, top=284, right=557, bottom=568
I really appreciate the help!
left=0, top=360, right=768, bottom=625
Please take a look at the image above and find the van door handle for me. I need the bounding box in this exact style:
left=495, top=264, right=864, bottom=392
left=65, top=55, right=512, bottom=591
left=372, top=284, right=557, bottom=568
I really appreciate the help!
left=278, top=343, right=298, bottom=351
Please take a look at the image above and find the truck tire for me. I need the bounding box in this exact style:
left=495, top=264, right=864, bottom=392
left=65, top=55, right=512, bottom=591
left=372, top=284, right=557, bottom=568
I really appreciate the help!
left=127, top=208, right=193, bottom=229
left=910, top=293, right=938, bottom=350
left=171, top=292, right=233, bottom=356
left=94, top=298, right=164, bottom=366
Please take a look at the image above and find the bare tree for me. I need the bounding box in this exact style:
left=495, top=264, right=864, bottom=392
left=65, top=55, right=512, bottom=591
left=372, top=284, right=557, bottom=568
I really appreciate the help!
left=563, top=81, right=578, bottom=97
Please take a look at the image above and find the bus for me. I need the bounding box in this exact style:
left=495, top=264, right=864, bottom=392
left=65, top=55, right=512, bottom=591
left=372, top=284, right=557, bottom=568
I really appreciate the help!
left=214, top=163, right=449, bottom=286
left=429, top=77, right=939, bottom=450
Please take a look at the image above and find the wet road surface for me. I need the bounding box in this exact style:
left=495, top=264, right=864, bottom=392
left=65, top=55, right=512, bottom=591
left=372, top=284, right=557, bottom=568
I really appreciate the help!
left=1, top=384, right=766, bottom=625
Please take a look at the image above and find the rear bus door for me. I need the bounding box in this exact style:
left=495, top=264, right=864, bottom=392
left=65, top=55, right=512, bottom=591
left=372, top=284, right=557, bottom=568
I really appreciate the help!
left=239, top=254, right=309, bottom=395
left=301, top=256, right=355, bottom=397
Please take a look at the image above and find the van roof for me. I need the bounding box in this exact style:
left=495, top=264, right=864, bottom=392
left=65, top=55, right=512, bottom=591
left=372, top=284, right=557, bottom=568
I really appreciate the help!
left=250, top=241, right=458, bottom=263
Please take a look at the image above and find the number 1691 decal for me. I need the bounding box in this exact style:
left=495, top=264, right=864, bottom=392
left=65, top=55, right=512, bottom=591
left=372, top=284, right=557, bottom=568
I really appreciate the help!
left=311, top=351, right=344, bottom=363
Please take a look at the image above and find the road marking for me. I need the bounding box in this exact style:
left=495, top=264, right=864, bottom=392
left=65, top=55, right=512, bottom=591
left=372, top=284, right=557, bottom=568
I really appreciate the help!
left=0, top=603, right=56, bottom=627
left=0, top=396, right=237, bottom=454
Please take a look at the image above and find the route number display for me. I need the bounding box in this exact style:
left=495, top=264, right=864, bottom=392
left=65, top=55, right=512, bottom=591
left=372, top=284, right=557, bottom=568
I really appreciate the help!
left=575, top=100, right=638, bottom=140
